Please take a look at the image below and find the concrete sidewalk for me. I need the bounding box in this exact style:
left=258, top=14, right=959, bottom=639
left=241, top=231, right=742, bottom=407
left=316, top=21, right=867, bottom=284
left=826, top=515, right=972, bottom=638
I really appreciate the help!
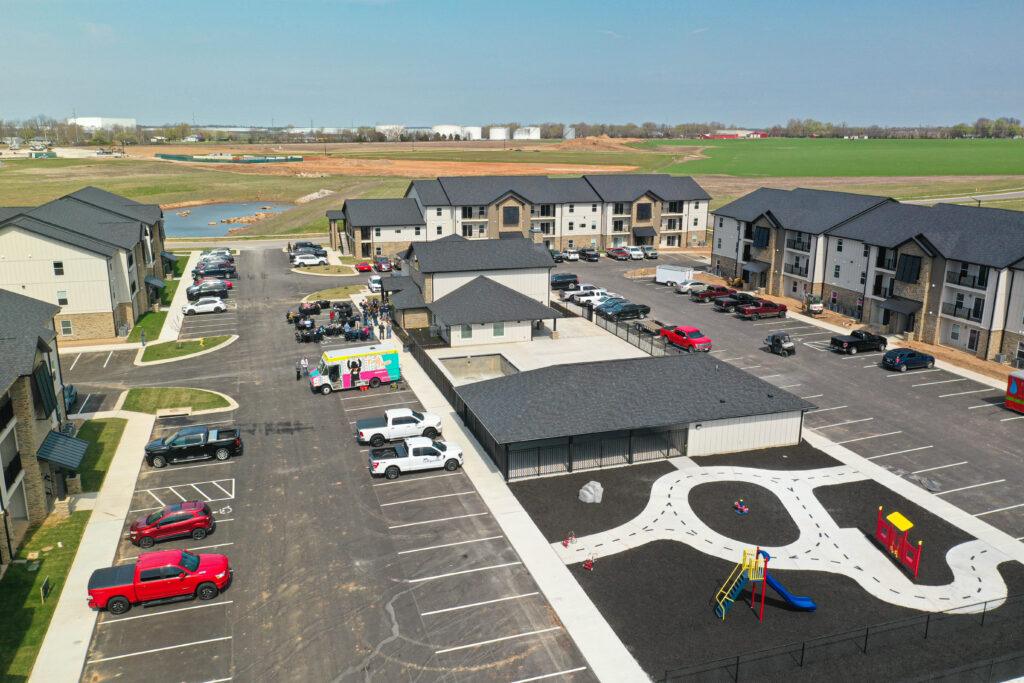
left=30, top=410, right=156, bottom=683
left=396, top=346, right=649, bottom=683
left=158, top=250, right=200, bottom=343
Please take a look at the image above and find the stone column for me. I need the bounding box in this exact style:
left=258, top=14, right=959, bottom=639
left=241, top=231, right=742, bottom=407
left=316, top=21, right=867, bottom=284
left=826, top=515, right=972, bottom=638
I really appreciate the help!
left=11, top=377, right=49, bottom=523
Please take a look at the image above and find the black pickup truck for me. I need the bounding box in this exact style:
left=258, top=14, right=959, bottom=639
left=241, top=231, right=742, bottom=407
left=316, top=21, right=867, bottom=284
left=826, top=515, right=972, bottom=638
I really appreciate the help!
left=712, top=291, right=760, bottom=312
left=830, top=329, right=888, bottom=355
left=144, top=426, right=243, bottom=468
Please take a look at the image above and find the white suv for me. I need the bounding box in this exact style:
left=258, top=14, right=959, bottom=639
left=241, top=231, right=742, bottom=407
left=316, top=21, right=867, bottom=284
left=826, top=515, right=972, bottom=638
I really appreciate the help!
left=563, top=249, right=580, bottom=261
left=626, top=246, right=645, bottom=260
left=293, top=253, right=328, bottom=267
left=560, top=283, right=600, bottom=300
left=182, top=297, right=227, bottom=315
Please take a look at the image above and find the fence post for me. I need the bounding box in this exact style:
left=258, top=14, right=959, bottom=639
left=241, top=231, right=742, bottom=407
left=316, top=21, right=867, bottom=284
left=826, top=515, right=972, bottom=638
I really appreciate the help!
left=924, top=613, right=930, bottom=639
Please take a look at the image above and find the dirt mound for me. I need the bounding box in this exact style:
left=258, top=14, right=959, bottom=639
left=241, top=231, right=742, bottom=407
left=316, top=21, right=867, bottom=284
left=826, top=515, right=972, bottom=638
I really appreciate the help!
left=546, top=135, right=647, bottom=152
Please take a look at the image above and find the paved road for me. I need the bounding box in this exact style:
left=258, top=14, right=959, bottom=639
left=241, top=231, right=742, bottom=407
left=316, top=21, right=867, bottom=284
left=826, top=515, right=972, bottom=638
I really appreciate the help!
left=904, top=189, right=1024, bottom=205
left=557, top=255, right=1024, bottom=542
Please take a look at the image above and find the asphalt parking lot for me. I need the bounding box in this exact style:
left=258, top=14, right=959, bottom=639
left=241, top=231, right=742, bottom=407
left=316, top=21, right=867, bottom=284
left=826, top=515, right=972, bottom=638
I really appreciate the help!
left=65, top=248, right=592, bottom=682
left=556, top=254, right=1024, bottom=542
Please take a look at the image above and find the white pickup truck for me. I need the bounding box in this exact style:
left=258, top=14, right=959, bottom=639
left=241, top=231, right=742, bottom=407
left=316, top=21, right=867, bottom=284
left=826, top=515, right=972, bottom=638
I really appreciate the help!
left=368, top=437, right=464, bottom=479
left=355, top=408, right=443, bottom=446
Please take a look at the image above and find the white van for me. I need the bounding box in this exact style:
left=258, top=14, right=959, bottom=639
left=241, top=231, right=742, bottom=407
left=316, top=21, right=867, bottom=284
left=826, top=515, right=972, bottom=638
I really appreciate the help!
left=626, top=246, right=645, bottom=260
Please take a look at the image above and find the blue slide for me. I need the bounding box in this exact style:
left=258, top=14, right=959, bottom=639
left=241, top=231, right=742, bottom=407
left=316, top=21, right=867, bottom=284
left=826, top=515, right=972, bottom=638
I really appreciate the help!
left=758, top=551, right=818, bottom=612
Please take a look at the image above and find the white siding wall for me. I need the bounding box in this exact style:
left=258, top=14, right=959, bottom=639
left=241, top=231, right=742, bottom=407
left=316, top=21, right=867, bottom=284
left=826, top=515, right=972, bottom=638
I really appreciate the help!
left=686, top=412, right=803, bottom=457
left=557, top=202, right=601, bottom=248
left=711, top=215, right=741, bottom=272
left=368, top=225, right=427, bottom=248
left=823, top=235, right=869, bottom=292
left=426, top=206, right=455, bottom=240
left=0, top=227, right=114, bottom=314
left=447, top=320, right=532, bottom=347
left=809, top=235, right=828, bottom=283
left=1000, top=269, right=1024, bottom=336
left=433, top=269, right=551, bottom=305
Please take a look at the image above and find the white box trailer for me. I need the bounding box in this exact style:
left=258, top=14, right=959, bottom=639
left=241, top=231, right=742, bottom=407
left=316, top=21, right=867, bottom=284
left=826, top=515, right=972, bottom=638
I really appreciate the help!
left=655, top=264, right=694, bottom=286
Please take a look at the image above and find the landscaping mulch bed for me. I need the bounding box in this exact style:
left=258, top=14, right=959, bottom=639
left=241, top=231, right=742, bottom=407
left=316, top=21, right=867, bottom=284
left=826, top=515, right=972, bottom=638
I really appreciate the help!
left=692, top=440, right=840, bottom=470
left=688, top=481, right=800, bottom=548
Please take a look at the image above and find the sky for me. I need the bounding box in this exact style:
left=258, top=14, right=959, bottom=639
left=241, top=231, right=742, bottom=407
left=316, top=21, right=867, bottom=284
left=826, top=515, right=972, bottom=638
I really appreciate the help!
left=3, top=0, right=1022, bottom=128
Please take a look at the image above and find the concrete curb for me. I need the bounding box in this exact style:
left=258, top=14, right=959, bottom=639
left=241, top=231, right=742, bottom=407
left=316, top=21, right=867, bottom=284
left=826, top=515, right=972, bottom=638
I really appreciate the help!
left=159, top=250, right=200, bottom=343
left=289, top=266, right=357, bottom=277
left=59, top=342, right=141, bottom=354
left=132, top=335, right=239, bottom=366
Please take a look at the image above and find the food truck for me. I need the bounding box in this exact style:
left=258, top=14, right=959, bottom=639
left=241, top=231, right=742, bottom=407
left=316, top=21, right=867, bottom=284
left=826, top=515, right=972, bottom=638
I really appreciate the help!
left=310, top=344, right=400, bottom=394
left=1006, top=369, right=1024, bottom=414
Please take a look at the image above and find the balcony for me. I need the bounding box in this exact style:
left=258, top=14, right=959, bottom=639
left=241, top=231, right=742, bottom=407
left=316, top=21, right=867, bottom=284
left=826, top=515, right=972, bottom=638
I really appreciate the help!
left=945, top=271, right=987, bottom=290
left=875, top=257, right=897, bottom=271
left=3, top=451, right=22, bottom=490
left=872, top=284, right=894, bottom=298
left=941, top=302, right=984, bottom=322
left=785, top=238, right=811, bottom=252
left=784, top=262, right=809, bottom=277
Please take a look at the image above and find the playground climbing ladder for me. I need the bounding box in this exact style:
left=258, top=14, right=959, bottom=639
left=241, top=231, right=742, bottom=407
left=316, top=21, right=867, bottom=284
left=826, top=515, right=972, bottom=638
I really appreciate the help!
left=714, top=548, right=766, bottom=619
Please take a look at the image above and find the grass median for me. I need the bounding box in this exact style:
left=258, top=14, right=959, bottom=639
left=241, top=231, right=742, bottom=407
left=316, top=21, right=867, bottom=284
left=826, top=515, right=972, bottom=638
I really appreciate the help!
left=308, top=285, right=367, bottom=301
left=296, top=265, right=354, bottom=275
left=127, top=311, right=167, bottom=342
left=76, top=418, right=128, bottom=493
left=0, top=511, right=91, bottom=679
left=158, top=279, right=179, bottom=307
left=122, top=387, right=230, bottom=414
left=140, top=335, right=231, bottom=362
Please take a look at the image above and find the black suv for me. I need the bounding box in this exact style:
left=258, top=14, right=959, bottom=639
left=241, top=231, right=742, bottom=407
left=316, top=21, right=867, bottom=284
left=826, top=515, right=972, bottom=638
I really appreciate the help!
left=550, top=273, right=579, bottom=291
left=192, top=262, right=236, bottom=280
left=291, top=245, right=327, bottom=259
left=186, top=281, right=229, bottom=301
left=605, top=303, right=650, bottom=322
left=550, top=250, right=565, bottom=263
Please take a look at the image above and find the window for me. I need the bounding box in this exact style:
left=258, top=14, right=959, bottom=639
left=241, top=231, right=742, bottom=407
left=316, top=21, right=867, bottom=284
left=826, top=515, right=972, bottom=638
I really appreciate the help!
left=395, top=229, right=402, bottom=235
left=951, top=323, right=960, bottom=341
left=895, top=254, right=922, bottom=283
left=752, top=226, right=770, bottom=249
left=668, top=201, right=682, bottom=213
left=860, top=271, right=867, bottom=285
left=568, top=222, right=574, bottom=231
left=791, top=280, right=797, bottom=293
left=567, top=239, right=574, bottom=248
left=60, top=320, right=73, bottom=336
left=477, top=206, right=485, bottom=218
left=502, top=206, right=519, bottom=225
left=591, top=222, right=597, bottom=230
left=694, top=201, right=700, bottom=209
left=477, top=225, right=485, bottom=236
left=836, top=239, right=844, bottom=253
left=718, top=217, right=723, bottom=227
left=493, top=322, right=504, bottom=337
left=461, top=206, right=473, bottom=219
left=461, top=324, right=473, bottom=339
left=127, top=251, right=134, bottom=267
left=834, top=265, right=841, bottom=278
left=863, top=244, right=870, bottom=257
left=614, top=202, right=626, bottom=215
left=591, top=204, right=597, bottom=212
left=1017, top=341, right=1024, bottom=361
left=569, top=204, right=574, bottom=213
left=613, top=220, right=624, bottom=232
left=57, top=290, right=68, bottom=306
left=436, top=208, right=442, bottom=216
left=436, top=226, right=443, bottom=235
left=375, top=246, right=382, bottom=255
left=374, top=227, right=381, bottom=237
left=130, top=281, right=137, bottom=295
left=462, top=225, right=473, bottom=237
left=693, top=217, right=699, bottom=226
left=53, top=261, right=64, bottom=276
left=139, top=568, right=165, bottom=582
left=636, top=203, right=652, bottom=220
left=716, top=238, right=722, bottom=249
left=414, top=226, right=421, bottom=236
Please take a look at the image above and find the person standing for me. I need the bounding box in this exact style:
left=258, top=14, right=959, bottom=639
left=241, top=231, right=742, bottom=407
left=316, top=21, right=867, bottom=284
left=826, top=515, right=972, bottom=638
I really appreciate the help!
left=378, top=322, right=385, bottom=339
left=287, top=242, right=292, bottom=252
left=295, top=360, right=301, bottom=381
left=386, top=320, right=392, bottom=339
left=301, top=356, right=309, bottom=376
left=329, top=309, right=335, bottom=321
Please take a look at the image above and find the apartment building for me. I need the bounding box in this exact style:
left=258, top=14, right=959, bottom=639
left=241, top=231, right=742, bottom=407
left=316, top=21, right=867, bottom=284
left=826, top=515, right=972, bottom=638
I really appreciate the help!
left=329, top=174, right=710, bottom=258
left=0, top=187, right=169, bottom=340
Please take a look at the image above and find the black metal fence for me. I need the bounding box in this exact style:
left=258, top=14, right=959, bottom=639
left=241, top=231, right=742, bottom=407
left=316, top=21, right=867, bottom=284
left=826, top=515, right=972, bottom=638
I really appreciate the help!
left=664, top=592, right=1024, bottom=682
left=557, top=298, right=683, bottom=357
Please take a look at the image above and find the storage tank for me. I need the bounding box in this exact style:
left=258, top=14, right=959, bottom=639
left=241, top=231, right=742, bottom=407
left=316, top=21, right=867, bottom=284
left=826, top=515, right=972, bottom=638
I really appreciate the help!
left=489, top=126, right=509, bottom=140
left=513, top=126, right=541, bottom=140
left=462, top=126, right=482, bottom=140
left=432, top=124, right=464, bottom=138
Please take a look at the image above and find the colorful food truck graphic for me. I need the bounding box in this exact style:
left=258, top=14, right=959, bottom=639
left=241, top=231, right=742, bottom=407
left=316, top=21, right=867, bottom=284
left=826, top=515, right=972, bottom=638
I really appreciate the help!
left=1006, top=370, right=1024, bottom=414
left=310, top=344, right=400, bottom=394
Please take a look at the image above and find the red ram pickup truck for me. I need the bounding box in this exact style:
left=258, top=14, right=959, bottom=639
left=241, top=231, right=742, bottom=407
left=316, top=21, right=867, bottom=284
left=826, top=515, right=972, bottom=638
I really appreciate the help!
left=660, top=325, right=713, bottom=352
left=736, top=300, right=788, bottom=319
left=87, top=549, right=231, bottom=615
left=690, top=285, right=736, bottom=302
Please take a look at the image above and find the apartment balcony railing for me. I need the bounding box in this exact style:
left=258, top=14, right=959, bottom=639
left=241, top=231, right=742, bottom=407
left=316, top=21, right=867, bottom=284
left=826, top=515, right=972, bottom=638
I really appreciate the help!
left=941, top=302, right=984, bottom=322
left=945, top=271, right=987, bottom=290
left=3, top=451, right=22, bottom=490
left=876, top=257, right=897, bottom=271
left=785, top=238, right=811, bottom=252
left=872, top=285, right=894, bottom=298
left=783, top=262, right=809, bottom=277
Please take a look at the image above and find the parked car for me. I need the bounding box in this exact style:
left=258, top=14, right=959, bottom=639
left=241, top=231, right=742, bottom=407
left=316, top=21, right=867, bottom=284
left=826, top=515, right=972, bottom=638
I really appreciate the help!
left=606, top=247, right=630, bottom=261
left=368, top=275, right=382, bottom=292
left=643, top=246, right=659, bottom=259
left=196, top=256, right=233, bottom=268
left=580, top=248, right=601, bottom=262
left=144, top=426, right=244, bottom=468
left=63, top=384, right=77, bottom=410
left=660, top=325, right=713, bottom=352
left=736, top=300, right=788, bottom=319
left=87, top=549, right=231, bottom=615
left=182, top=297, right=227, bottom=315
left=713, top=292, right=760, bottom=312
left=293, top=253, right=328, bottom=267
left=572, top=289, right=611, bottom=306
left=129, top=501, right=216, bottom=548
left=550, top=250, right=565, bottom=263
left=594, top=297, right=630, bottom=315
left=356, top=408, right=443, bottom=446
left=550, top=273, right=580, bottom=291
left=192, top=263, right=236, bottom=280
left=186, top=282, right=228, bottom=301
left=585, top=293, right=622, bottom=309
left=293, top=241, right=318, bottom=250
left=882, top=348, right=934, bottom=372
left=368, top=437, right=464, bottom=479
left=291, top=245, right=327, bottom=258
left=625, top=246, right=645, bottom=260
left=675, top=280, right=705, bottom=294
left=690, top=285, right=736, bottom=302
left=606, top=303, right=651, bottom=322
left=374, top=256, right=393, bottom=272
left=830, top=329, right=888, bottom=355
left=563, top=249, right=580, bottom=261
left=560, top=283, right=601, bottom=300
left=355, top=261, right=373, bottom=272
left=201, top=249, right=234, bottom=263
left=194, top=277, right=232, bottom=289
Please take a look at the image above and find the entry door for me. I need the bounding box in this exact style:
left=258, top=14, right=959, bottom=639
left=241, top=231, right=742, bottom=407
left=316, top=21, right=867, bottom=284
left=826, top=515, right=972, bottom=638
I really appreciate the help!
left=967, top=329, right=980, bottom=351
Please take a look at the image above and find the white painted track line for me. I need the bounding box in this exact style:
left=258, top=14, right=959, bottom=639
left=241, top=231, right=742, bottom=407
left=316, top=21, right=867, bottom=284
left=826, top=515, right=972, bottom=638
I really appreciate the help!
left=380, top=491, right=475, bottom=507
left=98, top=601, right=232, bottom=624
left=510, top=668, right=589, bottom=683
left=388, top=512, right=488, bottom=529
left=976, top=502, right=1024, bottom=517
left=409, top=561, right=522, bottom=583
left=868, top=445, right=933, bottom=460
left=190, top=484, right=212, bottom=501
left=435, top=626, right=560, bottom=654
left=70, top=353, right=81, bottom=371
left=211, top=480, right=233, bottom=498
left=86, top=636, right=232, bottom=664
left=935, top=480, right=1006, bottom=496
left=912, top=461, right=967, bottom=474
left=421, top=592, right=540, bottom=616
left=398, top=535, right=504, bottom=555
left=168, top=487, right=187, bottom=501
left=806, top=405, right=847, bottom=414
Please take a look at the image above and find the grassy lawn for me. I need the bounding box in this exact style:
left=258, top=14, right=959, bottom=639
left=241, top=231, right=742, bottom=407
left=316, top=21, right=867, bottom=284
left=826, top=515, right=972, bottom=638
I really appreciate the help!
left=76, top=418, right=128, bottom=492
left=309, top=285, right=367, bottom=300
left=0, top=511, right=91, bottom=679
left=158, top=279, right=179, bottom=307
left=122, top=387, right=230, bottom=413
left=331, top=149, right=669, bottom=172
left=169, top=251, right=193, bottom=277
left=127, top=311, right=167, bottom=342
left=140, top=335, right=231, bottom=362
left=297, top=265, right=354, bottom=275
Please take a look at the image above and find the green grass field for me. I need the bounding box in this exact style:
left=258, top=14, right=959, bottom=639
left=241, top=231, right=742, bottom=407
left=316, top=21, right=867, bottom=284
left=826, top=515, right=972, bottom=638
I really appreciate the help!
left=127, top=311, right=166, bottom=342
left=633, top=138, right=1024, bottom=177
left=122, top=387, right=230, bottom=413
left=331, top=149, right=669, bottom=172
left=76, top=418, right=128, bottom=492
left=141, top=335, right=231, bottom=362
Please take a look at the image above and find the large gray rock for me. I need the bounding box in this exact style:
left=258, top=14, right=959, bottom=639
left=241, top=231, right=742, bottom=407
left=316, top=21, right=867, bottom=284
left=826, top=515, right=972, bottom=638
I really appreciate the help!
left=579, top=480, right=604, bottom=504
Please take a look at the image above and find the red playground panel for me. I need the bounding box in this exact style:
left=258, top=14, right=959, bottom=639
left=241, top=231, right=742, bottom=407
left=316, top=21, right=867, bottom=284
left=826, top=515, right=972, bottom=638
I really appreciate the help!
left=875, top=506, right=922, bottom=579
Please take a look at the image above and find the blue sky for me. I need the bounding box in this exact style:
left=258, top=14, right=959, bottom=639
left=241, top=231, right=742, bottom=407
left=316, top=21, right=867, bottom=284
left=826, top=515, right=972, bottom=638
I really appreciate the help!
left=3, top=0, right=1021, bottom=127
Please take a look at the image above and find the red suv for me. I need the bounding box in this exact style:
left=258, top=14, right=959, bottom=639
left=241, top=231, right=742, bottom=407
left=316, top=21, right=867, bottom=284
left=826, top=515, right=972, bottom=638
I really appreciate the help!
left=129, top=501, right=216, bottom=548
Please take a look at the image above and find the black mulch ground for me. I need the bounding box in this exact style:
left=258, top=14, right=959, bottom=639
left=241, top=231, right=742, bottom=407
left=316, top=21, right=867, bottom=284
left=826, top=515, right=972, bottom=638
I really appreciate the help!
left=692, top=440, right=840, bottom=470
left=688, top=481, right=800, bottom=547
left=509, top=460, right=676, bottom=542
left=570, top=541, right=1024, bottom=681
left=813, top=479, right=975, bottom=586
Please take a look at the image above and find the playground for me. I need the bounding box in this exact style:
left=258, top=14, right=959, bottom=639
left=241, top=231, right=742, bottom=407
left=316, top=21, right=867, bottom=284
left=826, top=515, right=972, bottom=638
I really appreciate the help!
left=509, top=441, right=1024, bottom=680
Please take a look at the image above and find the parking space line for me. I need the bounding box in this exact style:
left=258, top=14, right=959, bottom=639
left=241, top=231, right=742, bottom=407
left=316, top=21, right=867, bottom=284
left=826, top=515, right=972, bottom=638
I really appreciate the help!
left=70, top=354, right=81, bottom=371
left=510, top=668, right=589, bottom=683
left=398, top=535, right=505, bottom=555
left=410, top=561, right=522, bottom=584
left=422, top=592, right=540, bottom=616
left=976, top=502, right=1024, bottom=517
left=811, top=417, right=873, bottom=429
left=388, top=512, right=488, bottom=529
left=913, top=379, right=966, bottom=387
left=380, top=491, right=476, bottom=507
left=805, top=405, right=847, bottom=414
left=739, top=365, right=761, bottom=370
left=1000, top=415, right=1024, bottom=422
left=779, top=384, right=801, bottom=388
left=118, top=542, right=234, bottom=562
left=935, top=480, right=1006, bottom=496
left=863, top=363, right=881, bottom=368
left=887, top=370, right=940, bottom=378
left=156, top=420, right=235, bottom=431
left=968, top=403, right=1002, bottom=409
left=868, top=445, right=933, bottom=460
left=939, top=389, right=995, bottom=398
left=912, top=461, right=967, bottom=474
left=720, top=357, right=745, bottom=361
left=844, top=352, right=883, bottom=359
left=86, top=636, right=232, bottom=664
left=759, top=374, right=781, bottom=379
left=435, top=626, right=560, bottom=655
left=128, top=506, right=162, bottom=513
left=190, top=484, right=212, bottom=501
left=78, top=394, right=92, bottom=413
left=373, top=472, right=462, bottom=487
left=98, top=601, right=232, bottom=624
left=801, top=394, right=823, bottom=399
left=168, top=487, right=187, bottom=501
left=346, top=400, right=420, bottom=412
left=147, top=490, right=166, bottom=506
left=709, top=349, right=727, bottom=354
left=103, top=350, right=113, bottom=368
left=341, top=389, right=413, bottom=400
left=140, top=461, right=233, bottom=474
left=835, top=431, right=902, bottom=444
left=211, top=480, right=233, bottom=498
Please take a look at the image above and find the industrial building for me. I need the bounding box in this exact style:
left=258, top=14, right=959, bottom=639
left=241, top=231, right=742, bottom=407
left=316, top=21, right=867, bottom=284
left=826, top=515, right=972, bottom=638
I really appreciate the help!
left=489, top=126, right=509, bottom=140
left=66, top=116, right=137, bottom=131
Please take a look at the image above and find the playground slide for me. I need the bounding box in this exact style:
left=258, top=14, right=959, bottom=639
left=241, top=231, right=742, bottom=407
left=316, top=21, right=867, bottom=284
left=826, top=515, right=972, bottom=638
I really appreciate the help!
left=763, top=573, right=817, bottom=611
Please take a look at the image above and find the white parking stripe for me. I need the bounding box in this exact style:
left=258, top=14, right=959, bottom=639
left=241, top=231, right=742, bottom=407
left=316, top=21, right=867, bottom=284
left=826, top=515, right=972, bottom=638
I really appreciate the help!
left=155, top=420, right=235, bottom=431
left=779, top=384, right=801, bottom=388
left=346, top=400, right=420, bottom=412
left=388, top=512, right=488, bottom=529
left=843, top=352, right=884, bottom=359
left=805, top=405, right=847, bottom=414
left=128, top=506, right=162, bottom=513
left=739, top=365, right=761, bottom=370
left=190, top=484, right=212, bottom=501
left=1000, top=415, right=1024, bottom=422
left=78, top=394, right=93, bottom=413
left=398, top=535, right=505, bottom=555
left=380, top=491, right=476, bottom=507
left=510, top=668, right=590, bottom=683
left=373, top=472, right=462, bottom=487
left=421, top=592, right=539, bottom=616
left=835, top=431, right=902, bottom=444
left=935, top=480, right=1006, bottom=496
left=887, top=369, right=940, bottom=378
left=863, top=363, right=881, bottom=368
left=341, top=389, right=413, bottom=400
left=812, top=417, right=873, bottom=429
left=801, top=394, right=823, bottom=399
left=140, top=461, right=233, bottom=474
left=435, top=626, right=560, bottom=655
left=147, top=490, right=166, bottom=506
left=211, top=481, right=233, bottom=498
left=168, top=487, right=187, bottom=501
left=759, top=374, right=781, bottom=379
left=975, top=502, right=1024, bottom=517
left=409, top=561, right=522, bottom=584
left=912, top=378, right=966, bottom=387
left=118, top=542, right=234, bottom=562
left=70, top=354, right=81, bottom=371
left=86, top=636, right=232, bottom=664
left=720, top=357, right=745, bottom=361
left=939, top=389, right=995, bottom=398
left=103, top=350, right=113, bottom=368
left=868, top=445, right=933, bottom=460
left=99, top=601, right=232, bottom=624
left=968, top=403, right=1002, bottom=409
left=912, top=461, right=967, bottom=474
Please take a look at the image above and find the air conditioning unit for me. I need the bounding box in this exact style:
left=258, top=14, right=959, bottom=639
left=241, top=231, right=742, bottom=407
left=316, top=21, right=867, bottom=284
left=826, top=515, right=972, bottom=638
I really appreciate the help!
left=994, top=353, right=1007, bottom=364
left=1014, top=358, right=1024, bottom=369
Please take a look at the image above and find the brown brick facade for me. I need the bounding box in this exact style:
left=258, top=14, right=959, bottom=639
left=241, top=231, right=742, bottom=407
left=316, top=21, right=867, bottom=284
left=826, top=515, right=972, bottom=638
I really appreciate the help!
left=400, top=308, right=430, bottom=329
left=821, top=283, right=864, bottom=317
left=114, top=302, right=135, bottom=337
left=54, top=311, right=116, bottom=341
left=11, top=376, right=50, bottom=522
left=890, top=243, right=938, bottom=341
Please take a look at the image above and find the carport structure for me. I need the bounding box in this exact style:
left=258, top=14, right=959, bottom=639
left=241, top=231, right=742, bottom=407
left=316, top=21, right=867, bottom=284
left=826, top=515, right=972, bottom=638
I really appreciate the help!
left=457, top=353, right=815, bottom=480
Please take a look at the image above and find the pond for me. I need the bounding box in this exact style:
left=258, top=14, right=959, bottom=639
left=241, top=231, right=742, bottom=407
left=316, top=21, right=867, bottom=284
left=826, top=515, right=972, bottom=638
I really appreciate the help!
left=163, top=201, right=292, bottom=237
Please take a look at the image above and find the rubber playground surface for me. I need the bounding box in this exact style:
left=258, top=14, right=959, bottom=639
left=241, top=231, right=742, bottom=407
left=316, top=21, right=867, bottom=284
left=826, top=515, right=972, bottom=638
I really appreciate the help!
left=509, top=443, right=1024, bottom=680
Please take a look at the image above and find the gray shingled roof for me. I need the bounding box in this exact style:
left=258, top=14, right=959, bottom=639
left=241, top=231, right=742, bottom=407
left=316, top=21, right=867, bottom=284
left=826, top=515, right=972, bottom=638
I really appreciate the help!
left=342, top=198, right=425, bottom=227
left=0, top=290, right=58, bottom=392
left=389, top=281, right=426, bottom=310
left=0, top=215, right=118, bottom=256
left=408, top=179, right=450, bottom=206
left=714, top=188, right=891, bottom=234
left=457, top=353, right=815, bottom=444
left=409, top=237, right=555, bottom=273
left=436, top=176, right=601, bottom=205
left=582, top=174, right=711, bottom=203
left=829, top=201, right=937, bottom=248
left=28, top=197, right=143, bottom=249
left=923, top=204, right=1024, bottom=268
left=325, top=209, right=344, bottom=220
left=0, top=207, right=31, bottom=222
left=66, top=186, right=162, bottom=224
left=428, top=276, right=561, bottom=325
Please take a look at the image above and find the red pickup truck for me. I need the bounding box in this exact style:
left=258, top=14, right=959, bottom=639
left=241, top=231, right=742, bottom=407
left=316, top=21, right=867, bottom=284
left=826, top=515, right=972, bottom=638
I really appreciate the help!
left=736, top=300, right=788, bottom=319
left=690, top=285, right=736, bottom=302
left=660, top=325, right=713, bottom=352
left=88, top=549, right=231, bottom=615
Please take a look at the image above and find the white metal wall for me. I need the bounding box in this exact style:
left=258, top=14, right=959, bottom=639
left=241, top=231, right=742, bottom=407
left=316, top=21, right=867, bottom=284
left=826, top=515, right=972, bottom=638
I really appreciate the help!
left=448, top=320, right=532, bottom=347
left=686, top=412, right=803, bottom=456
left=823, top=234, right=869, bottom=292
left=433, top=269, right=550, bottom=304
